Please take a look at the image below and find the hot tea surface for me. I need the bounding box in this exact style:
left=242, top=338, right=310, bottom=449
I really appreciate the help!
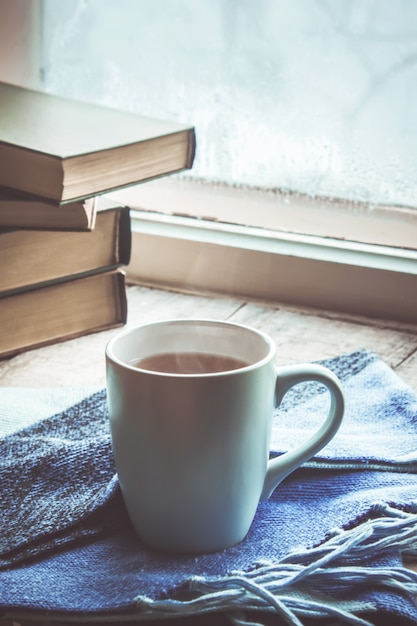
left=131, top=352, right=249, bottom=374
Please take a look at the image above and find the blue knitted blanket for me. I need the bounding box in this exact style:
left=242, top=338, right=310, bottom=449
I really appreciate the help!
left=1, top=349, right=417, bottom=626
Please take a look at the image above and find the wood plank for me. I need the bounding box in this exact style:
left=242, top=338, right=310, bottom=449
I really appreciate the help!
left=0, top=286, right=243, bottom=387
left=229, top=302, right=417, bottom=390
left=126, top=285, right=242, bottom=324
left=395, top=349, right=417, bottom=391
left=0, top=285, right=416, bottom=391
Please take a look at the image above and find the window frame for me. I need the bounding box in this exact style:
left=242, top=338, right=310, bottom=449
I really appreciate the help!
left=0, top=0, right=41, bottom=89
left=120, top=181, right=417, bottom=324
left=3, top=1, right=417, bottom=324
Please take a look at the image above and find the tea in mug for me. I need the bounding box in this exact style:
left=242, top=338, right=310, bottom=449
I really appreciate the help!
left=131, top=351, right=249, bottom=374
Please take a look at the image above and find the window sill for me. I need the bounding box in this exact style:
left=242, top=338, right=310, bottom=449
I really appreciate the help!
left=110, top=177, right=417, bottom=250
left=108, top=181, right=417, bottom=325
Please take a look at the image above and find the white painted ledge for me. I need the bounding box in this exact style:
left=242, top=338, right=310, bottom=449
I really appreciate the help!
left=127, top=210, right=417, bottom=325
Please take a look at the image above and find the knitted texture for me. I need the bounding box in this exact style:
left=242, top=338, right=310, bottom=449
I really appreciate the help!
left=1, top=349, right=417, bottom=626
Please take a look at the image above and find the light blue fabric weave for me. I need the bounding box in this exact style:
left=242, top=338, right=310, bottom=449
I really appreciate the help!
left=1, top=350, right=417, bottom=626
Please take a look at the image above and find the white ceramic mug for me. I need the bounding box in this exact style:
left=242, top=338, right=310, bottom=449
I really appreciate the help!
left=106, top=319, right=344, bottom=554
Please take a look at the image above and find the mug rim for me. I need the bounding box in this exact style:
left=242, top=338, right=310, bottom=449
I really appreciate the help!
left=105, top=318, right=276, bottom=377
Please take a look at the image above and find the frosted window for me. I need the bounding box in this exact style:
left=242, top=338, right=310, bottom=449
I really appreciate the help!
left=41, top=0, right=417, bottom=208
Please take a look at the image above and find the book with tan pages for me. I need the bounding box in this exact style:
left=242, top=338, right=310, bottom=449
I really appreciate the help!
left=0, top=270, right=127, bottom=358
left=0, top=81, right=196, bottom=203
left=0, top=188, right=97, bottom=230
left=0, top=198, right=131, bottom=294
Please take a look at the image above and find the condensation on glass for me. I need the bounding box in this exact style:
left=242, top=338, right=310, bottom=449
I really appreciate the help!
left=41, top=0, right=417, bottom=208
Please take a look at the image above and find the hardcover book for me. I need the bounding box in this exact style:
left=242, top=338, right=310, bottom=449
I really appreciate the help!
left=0, top=199, right=131, bottom=294
left=0, top=81, right=196, bottom=203
left=0, top=270, right=127, bottom=358
left=0, top=188, right=97, bottom=230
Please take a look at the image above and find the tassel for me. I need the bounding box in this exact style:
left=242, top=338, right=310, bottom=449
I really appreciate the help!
left=134, top=504, right=417, bottom=626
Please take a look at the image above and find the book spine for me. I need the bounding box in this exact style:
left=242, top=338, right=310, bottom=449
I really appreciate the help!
left=114, top=270, right=128, bottom=324
left=186, top=128, right=197, bottom=169
left=116, top=205, right=132, bottom=266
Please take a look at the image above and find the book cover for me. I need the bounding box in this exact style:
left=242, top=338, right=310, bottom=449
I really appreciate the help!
left=0, top=188, right=97, bottom=230
left=0, top=199, right=131, bottom=294
left=0, top=270, right=127, bottom=358
left=0, top=81, right=196, bottom=203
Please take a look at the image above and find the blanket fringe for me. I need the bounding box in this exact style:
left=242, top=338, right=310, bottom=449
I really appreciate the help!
left=134, top=504, right=417, bottom=626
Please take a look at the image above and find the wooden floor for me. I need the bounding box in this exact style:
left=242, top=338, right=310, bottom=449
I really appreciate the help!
left=0, top=284, right=416, bottom=390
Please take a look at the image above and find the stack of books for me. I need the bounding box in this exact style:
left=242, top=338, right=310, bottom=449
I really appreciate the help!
left=0, top=81, right=196, bottom=357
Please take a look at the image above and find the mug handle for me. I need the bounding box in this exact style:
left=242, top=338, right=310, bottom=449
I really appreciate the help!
left=260, top=364, right=345, bottom=500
